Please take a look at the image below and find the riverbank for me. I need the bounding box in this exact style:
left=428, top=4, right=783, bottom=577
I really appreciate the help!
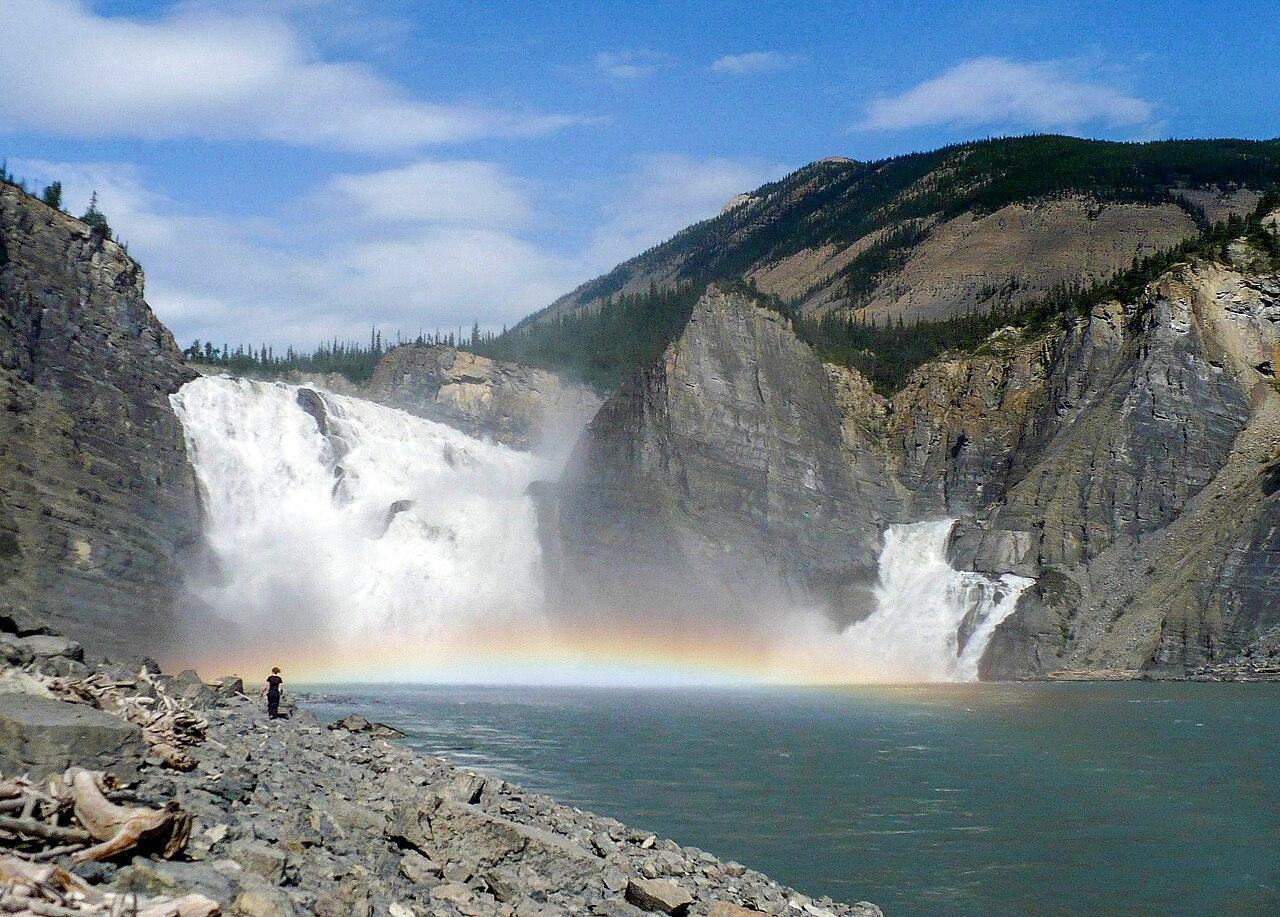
left=0, top=625, right=882, bottom=916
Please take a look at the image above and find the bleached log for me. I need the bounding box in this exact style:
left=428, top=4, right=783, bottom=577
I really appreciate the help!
left=67, top=771, right=191, bottom=863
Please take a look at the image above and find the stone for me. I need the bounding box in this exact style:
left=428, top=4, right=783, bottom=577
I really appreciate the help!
left=234, top=881, right=298, bottom=917
left=330, top=713, right=370, bottom=732
left=16, top=634, right=84, bottom=660
left=625, top=878, right=693, bottom=915
left=0, top=636, right=34, bottom=667
left=316, top=796, right=387, bottom=834
left=114, top=859, right=240, bottom=904
left=230, top=840, right=288, bottom=884
left=0, top=693, right=145, bottom=778
left=213, top=674, right=246, bottom=700
left=399, top=850, right=442, bottom=885
left=363, top=343, right=601, bottom=450
left=707, top=905, right=767, bottom=917
left=168, top=669, right=218, bottom=706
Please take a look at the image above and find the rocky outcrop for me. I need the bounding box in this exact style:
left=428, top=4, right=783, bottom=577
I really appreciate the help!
left=555, top=245, right=1280, bottom=678
left=0, top=181, right=200, bottom=658
left=363, top=344, right=601, bottom=450
left=954, top=257, right=1280, bottom=676
left=556, top=287, right=903, bottom=626
left=0, top=693, right=146, bottom=779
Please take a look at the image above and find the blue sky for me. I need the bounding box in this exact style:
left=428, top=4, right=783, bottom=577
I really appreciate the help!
left=3, top=0, right=1277, bottom=348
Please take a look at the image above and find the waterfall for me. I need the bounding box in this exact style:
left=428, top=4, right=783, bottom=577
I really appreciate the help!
left=169, top=376, right=1030, bottom=683
left=170, top=376, right=547, bottom=650
left=839, top=520, right=1033, bottom=681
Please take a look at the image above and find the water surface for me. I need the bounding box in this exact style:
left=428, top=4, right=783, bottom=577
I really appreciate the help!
left=303, top=682, right=1280, bottom=916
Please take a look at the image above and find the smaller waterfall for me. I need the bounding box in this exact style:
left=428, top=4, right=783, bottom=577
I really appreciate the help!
left=840, top=520, right=1033, bottom=681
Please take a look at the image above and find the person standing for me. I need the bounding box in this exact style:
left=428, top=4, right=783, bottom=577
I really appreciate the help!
left=262, top=667, right=284, bottom=719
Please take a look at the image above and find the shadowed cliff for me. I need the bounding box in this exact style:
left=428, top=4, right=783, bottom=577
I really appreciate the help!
left=0, top=179, right=200, bottom=656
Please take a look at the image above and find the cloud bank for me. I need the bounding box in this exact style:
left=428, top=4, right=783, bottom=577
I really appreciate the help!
left=14, top=153, right=784, bottom=350
left=859, top=56, right=1153, bottom=132
left=0, top=0, right=583, bottom=151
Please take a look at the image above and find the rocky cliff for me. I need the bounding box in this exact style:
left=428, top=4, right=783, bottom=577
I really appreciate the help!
left=554, top=226, right=1280, bottom=677
left=950, top=253, right=1280, bottom=676
left=363, top=344, right=601, bottom=450
left=557, top=287, right=903, bottom=626
left=0, top=180, right=199, bottom=657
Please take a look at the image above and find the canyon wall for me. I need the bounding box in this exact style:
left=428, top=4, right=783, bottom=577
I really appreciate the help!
left=555, top=240, right=1280, bottom=676
left=0, top=181, right=200, bottom=656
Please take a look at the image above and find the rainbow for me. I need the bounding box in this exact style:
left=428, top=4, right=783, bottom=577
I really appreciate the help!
left=164, top=619, right=917, bottom=687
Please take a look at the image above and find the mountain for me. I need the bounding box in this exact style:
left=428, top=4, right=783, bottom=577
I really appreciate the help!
left=0, top=179, right=200, bottom=656
left=551, top=201, right=1280, bottom=677
left=488, top=136, right=1280, bottom=390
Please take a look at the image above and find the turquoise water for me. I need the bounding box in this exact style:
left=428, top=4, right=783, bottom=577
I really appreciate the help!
left=303, top=683, right=1280, bottom=916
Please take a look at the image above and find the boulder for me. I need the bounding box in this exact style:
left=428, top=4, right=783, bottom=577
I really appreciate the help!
left=230, top=840, right=288, bottom=884
left=16, top=633, right=84, bottom=660
left=625, top=878, right=693, bottom=915
left=398, top=850, right=442, bottom=885
left=166, top=669, right=218, bottom=706
left=328, top=713, right=370, bottom=732
left=212, top=674, right=245, bottom=701
left=0, top=693, right=145, bottom=778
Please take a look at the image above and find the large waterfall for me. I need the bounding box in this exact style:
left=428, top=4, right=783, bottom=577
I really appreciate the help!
left=171, top=377, right=1030, bottom=683
left=170, top=376, right=548, bottom=660
left=839, top=520, right=1034, bottom=681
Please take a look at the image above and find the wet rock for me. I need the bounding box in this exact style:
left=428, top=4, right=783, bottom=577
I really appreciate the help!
left=626, top=877, right=694, bottom=915
left=0, top=692, right=145, bottom=778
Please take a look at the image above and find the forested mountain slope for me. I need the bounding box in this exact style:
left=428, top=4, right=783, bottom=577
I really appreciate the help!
left=483, top=136, right=1280, bottom=389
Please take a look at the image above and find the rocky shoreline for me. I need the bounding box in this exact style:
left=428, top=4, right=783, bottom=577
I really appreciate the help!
left=0, top=621, right=882, bottom=917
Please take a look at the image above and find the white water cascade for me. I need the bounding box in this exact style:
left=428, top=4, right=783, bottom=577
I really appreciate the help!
left=170, top=376, right=548, bottom=656
left=839, top=520, right=1034, bottom=681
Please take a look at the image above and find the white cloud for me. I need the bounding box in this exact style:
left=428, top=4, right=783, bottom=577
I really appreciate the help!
left=710, top=52, right=804, bottom=75
left=595, top=50, right=669, bottom=79
left=11, top=153, right=784, bottom=350
left=13, top=158, right=576, bottom=348
left=327, top=160, right=529, bottom=227
left=583, top=154, right=788, bottom=271
left=0, top=0, right=584, bottom=151
left=858, top=56, right=1153, bottom=132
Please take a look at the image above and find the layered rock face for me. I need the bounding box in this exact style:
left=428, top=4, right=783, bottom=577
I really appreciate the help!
left=954, top=257, right=1280, bottom=676
left=557, top=287, right=902, bottom=625
left=364, top=343, right=601, bottom=450
left=0, top=181, right=199, bottom=657
left=556, top=247, right=1280, bottom=677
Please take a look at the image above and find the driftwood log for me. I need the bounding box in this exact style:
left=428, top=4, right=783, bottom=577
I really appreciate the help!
left=0, top=854, right=218, bottom=915
left=31, top=671, right=208, bottom=772
left=67, top=770, right=191, bottom=863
